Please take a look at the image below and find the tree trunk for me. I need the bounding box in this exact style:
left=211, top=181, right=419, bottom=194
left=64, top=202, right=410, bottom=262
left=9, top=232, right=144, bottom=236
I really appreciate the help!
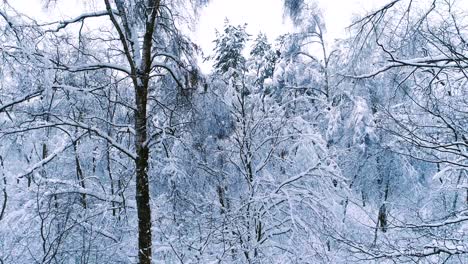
left=105, top=1, right=160, bottom=261
left=0, top=156, right=7, bottom=221
left=135, top=84, right=152, bottom=264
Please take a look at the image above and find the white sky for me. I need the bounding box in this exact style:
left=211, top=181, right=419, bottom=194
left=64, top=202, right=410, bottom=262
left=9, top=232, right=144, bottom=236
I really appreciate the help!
left=9, top=0, right=391, bottom=46
left=9, top=0, right=393, bottom=70
left=193, top=0, right=390, bottom=70
left=195, top=0, right=390, bottom=55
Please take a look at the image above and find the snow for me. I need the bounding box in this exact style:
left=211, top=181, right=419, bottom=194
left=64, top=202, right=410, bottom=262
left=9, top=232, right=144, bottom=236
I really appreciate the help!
left=1, top=0, right=467, bottom=263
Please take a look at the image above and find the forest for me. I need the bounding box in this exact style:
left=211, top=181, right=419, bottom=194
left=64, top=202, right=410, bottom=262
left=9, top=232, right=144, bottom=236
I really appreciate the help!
left=0, top=0, right=466, bottom=263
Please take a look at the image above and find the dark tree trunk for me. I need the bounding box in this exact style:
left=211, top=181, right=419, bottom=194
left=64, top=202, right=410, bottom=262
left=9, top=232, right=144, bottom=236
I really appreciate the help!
left=135, top=84, right=151, bottom=264
left=104, top=1, right=160, bottom=262
left=73, top=142, right=87, bottom=208
left=0, top=156, right=7, bottom=221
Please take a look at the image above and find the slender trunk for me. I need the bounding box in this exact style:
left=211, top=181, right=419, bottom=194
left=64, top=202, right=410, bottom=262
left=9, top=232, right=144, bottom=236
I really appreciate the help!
left=107, top=92, right=117, bottom=217
left=107, top=143, right=116, bottom=217
left=105, top=1, right=160, bottom=261
left=451, top=170, right=463, bottom=212
left=0, top=156, right=7, bottom=221
left=373, top=155, right=389, bottom=244
left=135, top=83, right=152, bottom=264
left=73, top=142, right=87, bottom=208
left=378, top=172, right=390, bottom=233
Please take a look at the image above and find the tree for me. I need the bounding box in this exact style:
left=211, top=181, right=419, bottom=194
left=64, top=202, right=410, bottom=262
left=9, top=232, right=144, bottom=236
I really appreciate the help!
left=0, top=0, right=205, bottom=262
left=337, top=0, right=468, bottom=262
left=1, top=0, right=467, bottom=263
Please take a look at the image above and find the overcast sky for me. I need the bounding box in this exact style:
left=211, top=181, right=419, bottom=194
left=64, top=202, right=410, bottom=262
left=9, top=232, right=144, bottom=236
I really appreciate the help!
left=195, top=0, right=390, bottom=54
left=193, top=0, right=391, bottom=70
left=9, top=0, right=394, bottom=71
left=10, top=0, right=391, bottom=48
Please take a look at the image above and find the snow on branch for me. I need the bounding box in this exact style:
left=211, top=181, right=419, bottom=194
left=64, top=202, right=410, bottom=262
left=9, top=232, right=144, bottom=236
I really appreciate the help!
left=16, top=134, right=85, bottom=180
left=45, top=10, right=119, bottom=32
left=345, top=55, right=468, bottom=79
left=0, top=90, right=43, bottom=112
left=54, top=62, right=132, bottom=75
left=398, top=209, right=468, bottom=229
left=57, top=120, right=137, bottom=160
